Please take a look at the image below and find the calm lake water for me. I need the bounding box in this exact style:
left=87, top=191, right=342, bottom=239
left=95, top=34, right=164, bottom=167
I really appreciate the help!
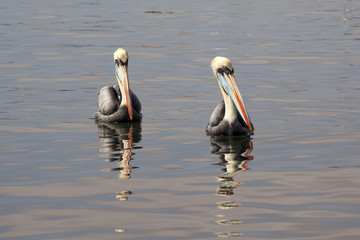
left=1, top=0, right=360, bottom=239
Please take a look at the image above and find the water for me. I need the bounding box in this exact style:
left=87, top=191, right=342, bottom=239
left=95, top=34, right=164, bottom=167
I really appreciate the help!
left=1, top=0, right=360, bottom=239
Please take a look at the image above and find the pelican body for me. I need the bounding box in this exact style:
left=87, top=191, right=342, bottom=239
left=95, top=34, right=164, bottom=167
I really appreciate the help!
left=95, top=48, right=142, bottom=122
left=206, top=57, right=253, bottom=136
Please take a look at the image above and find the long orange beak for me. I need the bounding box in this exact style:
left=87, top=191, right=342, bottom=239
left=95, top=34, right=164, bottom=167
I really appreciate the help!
left=218, top=72, right=253, bottom=132
left=116, top=64, right=133, bottom=121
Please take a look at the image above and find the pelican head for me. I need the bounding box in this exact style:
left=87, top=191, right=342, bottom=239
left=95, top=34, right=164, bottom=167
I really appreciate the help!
left=211, top=56, right=253, bottom=132
left=114, top=48, right=133, bottom=120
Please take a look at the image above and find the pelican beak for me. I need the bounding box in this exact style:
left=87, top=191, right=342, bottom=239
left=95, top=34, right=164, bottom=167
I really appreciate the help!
left=115, top=63, right=133, bottom=121
left=218, top=72, right=253, bottom=132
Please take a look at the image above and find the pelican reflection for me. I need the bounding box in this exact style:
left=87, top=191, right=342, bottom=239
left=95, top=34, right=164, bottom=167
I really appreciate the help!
left=210, top=135, right=253, bottom=238
left=97, top=121, right=142, bottom=179
left=209, top=135, right=253, bottom=196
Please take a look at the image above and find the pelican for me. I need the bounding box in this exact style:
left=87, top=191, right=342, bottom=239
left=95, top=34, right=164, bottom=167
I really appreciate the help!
left=95, top=48, right=142, bottom=122
left=206, top=57, right=253, bottom=136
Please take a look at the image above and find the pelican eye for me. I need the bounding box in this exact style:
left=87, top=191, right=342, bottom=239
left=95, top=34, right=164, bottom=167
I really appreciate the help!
left=115, top=59, right=128, bottom=67
left=218, top=66, right=234, bottom=76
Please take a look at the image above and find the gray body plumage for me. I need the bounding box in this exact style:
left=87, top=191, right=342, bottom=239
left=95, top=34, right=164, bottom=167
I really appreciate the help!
left=95, top=85, right=142, bottom=122
left=206, top=100, right=252, bottom=136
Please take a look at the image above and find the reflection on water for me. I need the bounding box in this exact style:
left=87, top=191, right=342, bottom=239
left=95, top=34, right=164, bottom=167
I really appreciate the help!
left=97, top=122, right=142, bottom=180
left=116, top=190, right=133, bottom=202
left=209, top=135, right=253, bottom=238
left=210, top=136, right=253, bottom=196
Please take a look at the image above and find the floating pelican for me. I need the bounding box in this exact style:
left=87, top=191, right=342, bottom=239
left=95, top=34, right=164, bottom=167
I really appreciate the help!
left=206, top=57, right=253, bottom=136
left=95, top=48, right=142, bottom=122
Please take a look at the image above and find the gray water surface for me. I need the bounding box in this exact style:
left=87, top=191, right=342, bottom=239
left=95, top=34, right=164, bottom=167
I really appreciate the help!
left=1, top=0, right=360, bottom=239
